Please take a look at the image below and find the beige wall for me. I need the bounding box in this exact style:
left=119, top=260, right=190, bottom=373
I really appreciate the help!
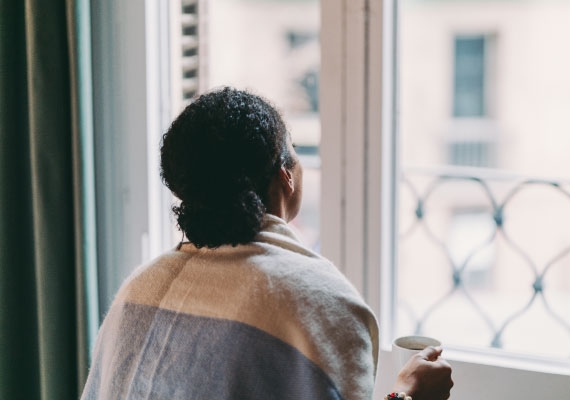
left=401, top=0, right=570, bottom=174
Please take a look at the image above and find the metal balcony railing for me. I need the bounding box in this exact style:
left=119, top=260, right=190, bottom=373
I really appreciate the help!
left=398, top=166, right=570, bottom=356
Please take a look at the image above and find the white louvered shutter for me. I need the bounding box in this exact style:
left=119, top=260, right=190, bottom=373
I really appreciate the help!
left=170, top=0, right=206, bottom=115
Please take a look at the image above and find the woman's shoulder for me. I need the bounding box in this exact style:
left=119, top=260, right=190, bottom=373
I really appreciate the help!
left=111, top=249, right=192, bottom=306
left=251, top=215, right=361, bottom=300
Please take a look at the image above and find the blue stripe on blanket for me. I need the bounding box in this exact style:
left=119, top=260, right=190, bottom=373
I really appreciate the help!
left=85, top=302, right=344, bottom=400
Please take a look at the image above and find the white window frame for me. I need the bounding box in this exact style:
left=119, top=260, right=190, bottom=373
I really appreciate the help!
left=92, top=0, right=154, bottom=313
left=320, top=1, right=570, bottom=399
left=92, top=0, right=175, bottom=314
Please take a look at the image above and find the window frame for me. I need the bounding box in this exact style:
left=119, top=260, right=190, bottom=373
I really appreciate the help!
left=92, top=0, right=153, bottom=315
left=320, top=0, right=570, bottom=398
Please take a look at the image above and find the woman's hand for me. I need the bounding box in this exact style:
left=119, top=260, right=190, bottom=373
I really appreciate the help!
left=392, top=346, right=454, bottom=400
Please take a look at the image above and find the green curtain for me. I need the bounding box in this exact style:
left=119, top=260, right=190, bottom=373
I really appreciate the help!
left=0, top=0, right=98, bottom=399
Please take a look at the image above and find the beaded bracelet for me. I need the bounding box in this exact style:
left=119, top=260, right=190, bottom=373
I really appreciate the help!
left=384, top=392, right=412, bottom=400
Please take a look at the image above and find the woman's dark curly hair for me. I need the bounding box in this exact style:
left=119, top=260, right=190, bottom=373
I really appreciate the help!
left=160, top=87, right=295, bottom=248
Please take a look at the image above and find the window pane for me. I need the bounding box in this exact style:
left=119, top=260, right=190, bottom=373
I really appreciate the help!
left=398, top=0, right=570, bottom=360
left=453, top=36, right=485, bottom=117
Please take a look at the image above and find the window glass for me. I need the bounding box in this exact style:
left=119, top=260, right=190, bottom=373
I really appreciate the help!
left=398, top=0, right=570, bottom=360
left=453, top=36, right=485, bottom=117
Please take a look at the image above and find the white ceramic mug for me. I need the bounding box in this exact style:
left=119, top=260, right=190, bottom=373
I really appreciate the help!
left=392, top=335, right=442, bottom=368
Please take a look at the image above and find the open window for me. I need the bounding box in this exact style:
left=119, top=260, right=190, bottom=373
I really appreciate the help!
left=320, top=0, right=570, bottom=398
left=91, top=0, right=570, bottom=397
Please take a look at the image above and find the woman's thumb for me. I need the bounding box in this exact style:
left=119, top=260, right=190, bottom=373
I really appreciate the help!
left=419, top=346, right=443, bottom=361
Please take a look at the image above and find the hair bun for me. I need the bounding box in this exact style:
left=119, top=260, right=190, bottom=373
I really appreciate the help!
left=174, top=188, right=265, bottom=248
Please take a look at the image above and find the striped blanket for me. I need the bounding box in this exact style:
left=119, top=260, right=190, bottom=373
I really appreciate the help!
left=81, top=214, right=379, bottom=400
